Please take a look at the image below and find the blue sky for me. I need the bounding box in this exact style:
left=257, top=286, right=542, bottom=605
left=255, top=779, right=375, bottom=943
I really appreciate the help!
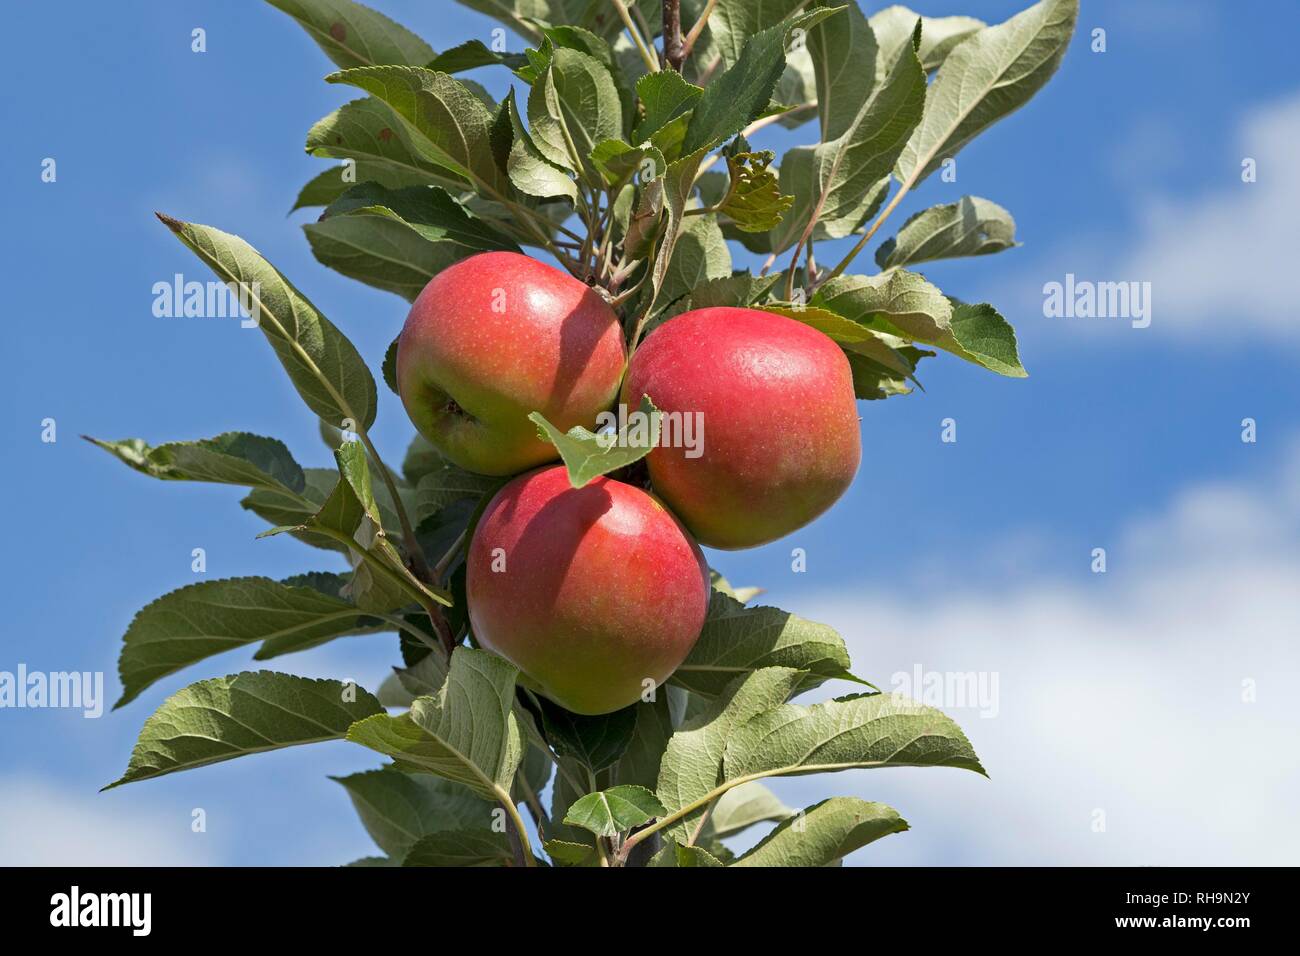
left=3, top=0, right=1297, bottom=865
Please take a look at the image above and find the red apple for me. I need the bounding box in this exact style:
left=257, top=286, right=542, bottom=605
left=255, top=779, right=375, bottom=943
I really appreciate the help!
left=397, top=252, right=626, bottom=476
left=623, top=307, right=861, bottom=550
left=466, top=466, right=710, bottom=715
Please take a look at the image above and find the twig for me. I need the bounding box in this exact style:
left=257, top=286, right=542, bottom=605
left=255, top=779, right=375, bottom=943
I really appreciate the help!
left=501, top=798, right=536, bottom=867
left=431, top=528, right=467, bottom=583
left=817, top=176, right=913, bottom=289
left=663, top=0, right=685, bottom=71
left=693, top=104, right=816, bottom=181
left=359, top=432, right=430, bottom=581
left=681, top=0, right=719, bottom=60
left=517, top=775, right=551, bottom=833
left=614, top=0, right=659, bottom=72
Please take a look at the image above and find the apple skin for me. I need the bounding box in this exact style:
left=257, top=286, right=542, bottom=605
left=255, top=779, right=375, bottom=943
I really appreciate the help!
left=623, top=306, right=861, bottom=550
left=466, top=466, right=711, bottom=715
left=397, top=252, right=626, bottom=476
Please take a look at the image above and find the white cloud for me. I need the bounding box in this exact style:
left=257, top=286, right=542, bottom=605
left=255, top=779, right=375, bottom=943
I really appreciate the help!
left=0, top=775, right=221, bottom=866
left=739, top=440, right=1300, bottom=865
left=996, top=89, right=1300, bottom=344
left=1123, top=90, right=1300, bottom=338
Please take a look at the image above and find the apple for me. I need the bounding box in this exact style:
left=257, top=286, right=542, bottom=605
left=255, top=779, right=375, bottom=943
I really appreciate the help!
left=466, top=465, right=710, bottom=715
left=396, top=251, right=626, bottom=476
left=623, top=306, right=861, bottom=550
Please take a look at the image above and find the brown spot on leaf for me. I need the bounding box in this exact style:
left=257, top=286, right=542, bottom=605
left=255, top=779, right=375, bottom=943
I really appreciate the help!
left=155, top=212, right=183, bottom=233
left=329, top=22, right=347, bottom=42
left=378, top=127, right=393, bottom=142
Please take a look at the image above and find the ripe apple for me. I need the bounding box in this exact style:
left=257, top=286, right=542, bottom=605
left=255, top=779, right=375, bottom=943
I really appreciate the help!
left=466, top=465, right=710, bottom=715
left=396, top=251, right=626, bottom=476
left=623, top=306, right=861, bottom=550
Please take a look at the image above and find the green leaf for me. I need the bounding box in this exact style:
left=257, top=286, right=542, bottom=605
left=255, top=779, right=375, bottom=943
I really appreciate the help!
left=292, top=162, right=428, bottom=210
left=771, top=20, right=925, bottom=253
left=240, top=468, right=346, bottom=554
left=502, top=88, right=578, bottom=201
left=305, top=97, right=464, bottom=193
left=638, top=145, right=709, bottom=314
left=807, top=0, right=877, bottom=141
left=87, top=432, right=305, bottom=495
left=813, top=272, right=1026, bottom=377
left=623, top=175, right=665, bottom=260
left=334, top=767, right=494, bottom=857
left=654, top=214, right=732, bottom=314
left=401, top=829, right=513, bottom=866
left=448, top=1, right=549, bottom=43
left=610, top=694, right=676, bottom=790
left=657, top=667, right=804, bottom=845
left=590, top=139, right=665, bottom=187
left=347, top=647, right=524, bottom=802
left=511, top=742, right=555, bottom=808
left=672, top=592, right=859, bottom=699
left=261, top=443, right=451, bottom=609
left=105, top=672, right=382, bottom=788
left=948, top=301, right=1027, bottom=377
left=402, top=434, right=445, bottom=485
left=682, top=7, right=843, bottom=155
left=548, top=755, right=598, bottom=847
left=327, top=66, right=509, bottom=196
left=723, top=691, right=986, bottom=782
left=870, top=5, right=985, bottom=77
left=564, top=785, right=666, bottom=838
left=813, top=269, right=951, bottom=343
left=544, top=839, right=599, bottom=867
left=682, top=272, right=781, bottom=311
left=632, top=70, right=703, bottom=143
left=393, top=650, right=449, bottom=700
left=156, top=215, right=378, bottom=431
left=531, top=21, right=635, bottom=133
left=305, top=183, right=519, bottom=300
left=876, top=195, right=1018, bottom=269
left=650, top=841, right=725, bottom=867
left=114, top=573, right=383, bottom=708
left=705, top=0, right=808, bottom=70
left=529, top=394, right=661, bottom=489
left=895, top=0, right=1078, bottom=187
left=718, top=149, right=792, bottom=232
left=760, top=304, right=921, bottom=383
left=844, top=346, right=931, bottom=401
left=413, top=464, right=500, bottom=525
left=527, top=47, right=623, bottom=181
left=376, top=671, right=413, bottom=707
left=730, top=797, right=908, bottom=866
left=428, top=38, right=527, bottom=73
left=528, top=694, right=639, bottom=775
left=259, top=572, right=406, bottom=658
left=265, top=0, right=434, bottom=69
left=382, top=337, right=400, bottom=395
left=702, top=781, right=794, bottom=839
left=771, top=44, right=818, bottom=129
